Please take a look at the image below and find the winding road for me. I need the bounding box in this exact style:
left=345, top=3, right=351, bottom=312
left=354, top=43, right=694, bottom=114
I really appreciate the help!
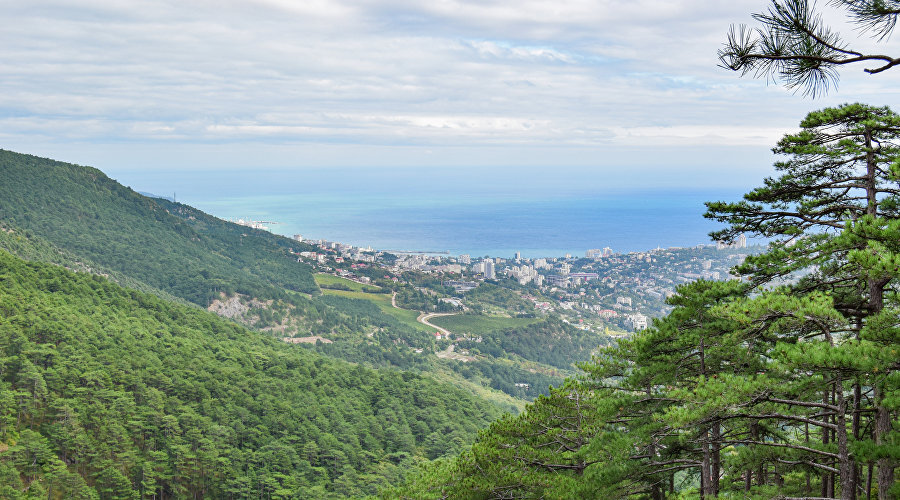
left=417, top=312, right=456, bottom=336
left=392, top=292, right=459, bottom=334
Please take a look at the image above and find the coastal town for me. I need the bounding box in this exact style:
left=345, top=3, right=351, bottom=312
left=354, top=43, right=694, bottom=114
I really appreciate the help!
left=290, top=232, right=754, bottom=336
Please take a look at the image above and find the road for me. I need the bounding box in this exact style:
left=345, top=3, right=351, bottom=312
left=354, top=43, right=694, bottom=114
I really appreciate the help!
left=393, top=292, right=458, bottom=335
left=417, top=312, right=457, bottom=335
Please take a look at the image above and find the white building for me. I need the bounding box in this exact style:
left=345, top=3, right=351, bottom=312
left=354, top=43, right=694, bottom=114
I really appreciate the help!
left=507, top=264, right=540, bottom=285
left=627, top=313, right=649, bottom=331
left=717, top=233, right=748, bottom=249
left=484, top=260, right=496, bottom=279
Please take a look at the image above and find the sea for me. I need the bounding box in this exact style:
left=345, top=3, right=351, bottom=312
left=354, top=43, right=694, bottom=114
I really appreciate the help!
left=120, top=167, right=746, bottom=259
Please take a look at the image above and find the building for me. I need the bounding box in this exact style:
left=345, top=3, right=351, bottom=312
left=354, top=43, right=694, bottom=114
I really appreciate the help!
left=626, top=313, right=649, bottom=331
left=597, top=309, right=618, bottom=319
left=443, top=280, right=479, bottom=292
left=440, top=297, right=464, bottom=308
left=484, top=260, right=496, bottom=279
left=547, top=275, right=568, bottom=287
left=717, top=233, right=747, bottom=249
left=506, top=264, right=543, bottom=285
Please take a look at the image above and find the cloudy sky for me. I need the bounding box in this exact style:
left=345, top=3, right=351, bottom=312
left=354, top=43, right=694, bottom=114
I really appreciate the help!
left=2, top=0, right=898, bottom=188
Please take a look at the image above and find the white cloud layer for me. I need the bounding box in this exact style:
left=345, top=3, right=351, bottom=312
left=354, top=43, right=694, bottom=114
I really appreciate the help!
left=0, top=0, right=897, bottom=178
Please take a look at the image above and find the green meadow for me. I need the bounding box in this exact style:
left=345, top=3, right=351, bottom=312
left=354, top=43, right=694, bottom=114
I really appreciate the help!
left=430, top=314, right=541, bottom=334
left=315, top=274, right=429, bottom=331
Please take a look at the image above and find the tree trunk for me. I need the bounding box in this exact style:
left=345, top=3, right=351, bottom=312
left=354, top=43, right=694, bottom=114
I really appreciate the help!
left=874, top=385, right=895, bottom=500
left=850, top=381, right=861, bottom=500
left=835, top=372, right=853, bottom=500
left=866, top=462, right=872, bottom=500
left=823, top=387, right=832, bottom=499
left=752, top=422, right=765, bottom=487
left=701, top=425, right=711, bottom=499
left=806, top=422, right=813, bottom=495
left=711, top=420, right=721, bottom=496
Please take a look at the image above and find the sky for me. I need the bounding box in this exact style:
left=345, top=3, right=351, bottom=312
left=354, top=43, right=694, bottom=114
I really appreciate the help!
left=2, top=0, right=898, bottom=190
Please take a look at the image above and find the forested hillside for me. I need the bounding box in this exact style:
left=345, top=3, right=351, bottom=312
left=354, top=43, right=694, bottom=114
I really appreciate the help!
left=0, top=149, right=318, bottom=305
left=393, top=104, right=900, bottom=499
left=0, top=225, right=189, bottom=307
left=0, top=149, right=605, bottom=405
left=0, top=249, right=501, bottom=498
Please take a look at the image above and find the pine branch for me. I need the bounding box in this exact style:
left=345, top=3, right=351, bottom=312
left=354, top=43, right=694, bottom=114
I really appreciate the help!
left=722, top=439, right=840, bottom=459
left=720, top=0, right=900, bottom=95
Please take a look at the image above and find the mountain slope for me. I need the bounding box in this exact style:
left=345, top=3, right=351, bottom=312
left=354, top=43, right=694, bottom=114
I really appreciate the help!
left=0, top=249, right=501, bottom=498
left=0, top=223, right=189, bottom=306
left=0, top=149, right=317, bottom=305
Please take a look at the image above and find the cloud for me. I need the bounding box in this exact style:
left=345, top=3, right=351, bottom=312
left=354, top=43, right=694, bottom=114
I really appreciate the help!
left=464, top=40, right=577, bottom=64
left=611, top=125, right=785, bottom=147
left=1, top=0, right=892, bottom=175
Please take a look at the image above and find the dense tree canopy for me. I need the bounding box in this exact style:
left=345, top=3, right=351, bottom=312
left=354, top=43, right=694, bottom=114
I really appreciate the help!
left=0, top=250, right=502, bottom=498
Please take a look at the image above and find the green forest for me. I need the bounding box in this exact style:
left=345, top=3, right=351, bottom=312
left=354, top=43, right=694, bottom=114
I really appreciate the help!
left=0, top=249, right=501, bottom=498
left=0, top=150, right=320, bottom=306
left=390, top=104, right=900, bottom=499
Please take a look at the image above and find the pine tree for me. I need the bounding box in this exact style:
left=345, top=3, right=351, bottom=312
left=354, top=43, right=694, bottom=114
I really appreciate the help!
left=720, top=0, right=900, bottom=96
left=706, top=103, right=900, bottom=498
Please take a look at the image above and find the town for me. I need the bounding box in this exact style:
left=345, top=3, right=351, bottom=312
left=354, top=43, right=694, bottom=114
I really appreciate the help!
left=290, top=232, right=755, bottom=336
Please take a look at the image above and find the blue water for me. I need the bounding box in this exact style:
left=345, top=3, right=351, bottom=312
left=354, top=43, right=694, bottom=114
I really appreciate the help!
left=115, top=167, right=744, bottom=258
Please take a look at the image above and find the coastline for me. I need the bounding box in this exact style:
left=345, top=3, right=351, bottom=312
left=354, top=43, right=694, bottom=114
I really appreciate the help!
left=176, top=190, right=736, bottom=259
